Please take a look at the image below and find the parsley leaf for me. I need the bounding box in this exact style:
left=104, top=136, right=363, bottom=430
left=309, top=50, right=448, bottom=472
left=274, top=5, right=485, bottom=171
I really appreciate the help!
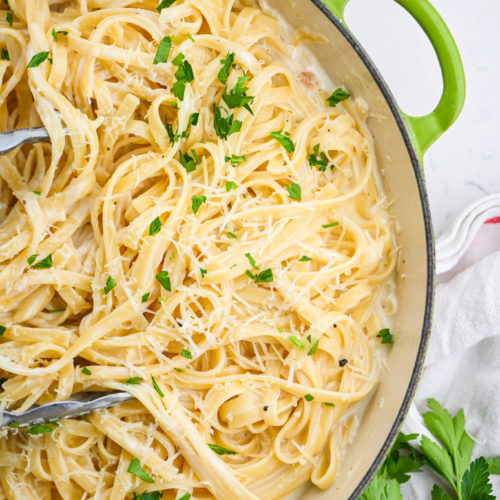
left=0, top=326, right=5, bottom=337
left=208, top=443, right=237, bottom=455
left=151, top=375, right=164, bottom=398
left=27, top=254, right=39, bottom=265
left=461, top=457, right=494, bottom=500
left=213, top=104, right=242, bottom=139
left=1, top=48, right=9, bottom=61
left=172, top=55, right=194, bottom=101
left=153, top=36, right=171, bottom=64
left=26, top=422, right=58, bottom=435
left=81, top=367, right=91, bottom=375
left=226, top=231, right=237, bottom=239
left=6, top=11, right=12, bottom=26
left=360, top=475, right=402, bottom=500
left=289, top=335, right=305, bottom=350
left=200, top=268, right=207, bottom=278
left=132, top=492, right=163, bottom=500
left=218, top=52, right=235, bottom=84
left=222, top=75, right=254, bottom=113
left=299, top=255, right=312, bottom=261
left=32, top=254, right=53, bottom=269
left=51, top=28, right=68, bottom=41
left=244, top=252, right=259, bottom=270
left=304, top=394, right=314, bottom=402
left=141, top=292, right=150, bottom=303
left=308, top=144, right=331, bottom=171
left=177, top=494, right=191, bottom=500
left=156, top=0, right=176, bottom=12
left=180, top=150, right=197, bottom=172
left=486, top=457, right=500, bottom=474
left=156, top=270, right=171, bottom=291
left=322, top=221, right=339, bottom=228
left=128, top=458, right=154, bottom=483
left=225, top=154, right=247, bottom=166
left=181, top=349, right=192, bottom=359
left=327, top=88, right=350, bottom=107
left=149, top=217, right=162, bottom=235
left=104, top=276, right=116, bottom=294
left=191, top=195, right=206, bottom=214
left=270, top=130, right=294, bottom=153
left=307, top=339, right=319, bottom=355
left=286, top=182, right=301, bottom=201
left=125, top=377, right=143, bottom=385
left=430, top=484, right=453, bottom=500
left=246, top=268, right=273, bottom=284
left=27, top=51, right=50, bottom=68
left=225, top=181, right=237, bottom=192
left=377, top=328, right=394, bottom=344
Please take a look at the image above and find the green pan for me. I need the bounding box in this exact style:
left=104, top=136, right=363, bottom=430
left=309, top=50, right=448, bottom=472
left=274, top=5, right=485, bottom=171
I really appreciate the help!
left=267, top=0, right=466, bottom=498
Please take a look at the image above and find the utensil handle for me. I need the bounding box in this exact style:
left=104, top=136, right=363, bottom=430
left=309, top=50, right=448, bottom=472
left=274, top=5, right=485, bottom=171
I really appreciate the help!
left=322, top=0, right=466, bottom=160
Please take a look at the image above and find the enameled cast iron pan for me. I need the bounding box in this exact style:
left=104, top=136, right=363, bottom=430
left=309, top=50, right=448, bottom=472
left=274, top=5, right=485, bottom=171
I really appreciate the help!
left=266, top=0, right=466, bottom=498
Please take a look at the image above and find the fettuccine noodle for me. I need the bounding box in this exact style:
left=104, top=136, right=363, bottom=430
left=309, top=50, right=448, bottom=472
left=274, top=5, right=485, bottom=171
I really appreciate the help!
left=0, top=0, right=397, bottom=498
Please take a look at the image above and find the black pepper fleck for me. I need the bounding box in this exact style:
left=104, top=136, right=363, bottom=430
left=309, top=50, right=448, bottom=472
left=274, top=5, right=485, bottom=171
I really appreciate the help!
left=339, top=358, right=348, bottom=367
left=263, top=405, right=268, bottom=411
left=333, top=323, right=337, bottom=328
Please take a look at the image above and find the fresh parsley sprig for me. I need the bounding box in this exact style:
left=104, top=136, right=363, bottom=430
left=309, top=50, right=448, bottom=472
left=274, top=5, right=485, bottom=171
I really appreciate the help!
left=361, top=399, right=498, bottom=500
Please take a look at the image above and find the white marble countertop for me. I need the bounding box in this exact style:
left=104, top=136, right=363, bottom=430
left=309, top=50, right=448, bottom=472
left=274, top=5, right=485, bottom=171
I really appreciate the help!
left=344, top=0, right=500, bottom=236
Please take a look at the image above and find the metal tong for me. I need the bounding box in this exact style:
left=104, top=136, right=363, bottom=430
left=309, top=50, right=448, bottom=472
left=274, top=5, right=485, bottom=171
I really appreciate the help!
left=1, top=392, right=134, bottom=429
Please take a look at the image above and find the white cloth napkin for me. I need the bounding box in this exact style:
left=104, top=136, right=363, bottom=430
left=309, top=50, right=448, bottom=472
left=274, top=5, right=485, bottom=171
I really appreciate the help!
left=401, top=197, right=500, bottom=498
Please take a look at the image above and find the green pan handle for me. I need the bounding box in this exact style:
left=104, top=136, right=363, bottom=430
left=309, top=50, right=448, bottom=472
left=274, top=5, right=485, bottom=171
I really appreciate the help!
left=322, top=0, right=466, bottom=160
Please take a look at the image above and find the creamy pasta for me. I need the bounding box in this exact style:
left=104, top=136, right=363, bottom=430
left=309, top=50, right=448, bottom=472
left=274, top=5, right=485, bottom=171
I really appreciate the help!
left=0, top=0, right=397, bottom=498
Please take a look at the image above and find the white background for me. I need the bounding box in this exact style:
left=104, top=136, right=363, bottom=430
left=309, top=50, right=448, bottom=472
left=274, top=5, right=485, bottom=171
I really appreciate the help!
left=344, top=0, right=500, bottom=236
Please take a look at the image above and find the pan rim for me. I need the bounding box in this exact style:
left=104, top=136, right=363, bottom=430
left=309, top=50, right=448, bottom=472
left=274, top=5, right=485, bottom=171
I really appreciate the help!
left=305, top=1, right=436, bottom=498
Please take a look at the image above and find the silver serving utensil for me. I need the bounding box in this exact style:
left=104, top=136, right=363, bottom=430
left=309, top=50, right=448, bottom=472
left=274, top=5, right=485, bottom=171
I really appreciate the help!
left=0, top=391, right=134, bottom=428
left=0, top=126, right=50, bottom=155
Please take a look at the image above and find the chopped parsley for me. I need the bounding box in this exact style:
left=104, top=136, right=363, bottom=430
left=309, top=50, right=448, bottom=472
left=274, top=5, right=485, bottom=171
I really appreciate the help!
left=104, top=276, right=116, bottom=294
left=304, top=394, right=314, bottom=402
left=286, top=182, right=301, bottom=201
left=246, top=268, right=273, bottom=284
left=177, top=494, right=191, bottom=500
left=26, top=421, right=58, bottom=434
left=1, top=48, right=9, bottom=61
left=270, top=130, right=295, bottom=153
left=244, top=252, right=259, bottom=270
left=153, top=36, right=171, bottom=64
left=377, top=328, right=394, bottom=344
left=6, top=11, right=12, bottom=26
left=213, top=104, right=242, bottom=140
left=207, top=443, right=237, bottom=455
left=200, top=268, right=207, bottom=278
left=32, top=254, right=53, bottom=269
left=181, top=349, right=192, bottom=359
left=308, top=144, right=331, bottom=171
left=187, top=33, right=194, bottom=42
left=172, top=53, right=194, bottom=101
left=81, top=367, right=91, bottom=375
left=156, top=270, right=171, bottom=291
left=151, top=375, right=164, bottom=397
left=149, top=217, right=162, bottom=236
left=132, top=492, right=163, bottom=500
left=225, top=154, right=247, bottom=167
left=166, top=112, right=199, bottom=144
left=180, top=150, right=197, bottom=172
left=289, top=336, right=305, bottom=350
left=128, top=458, right=154, bottom=483
left=307, top=339, right=319, bottom=356
left=174, top=367, right=183, bottom=372
left=141, top=292, right=150, bottom=303
left=226, top=231, right=237, bottom=239
left=322, top=221, right=339, bottom=228
left=218, top=52, right=235, bottom=84
left=33, top=190, right=41, bottom=195
left=27, top=51, right=50, bottom=68
left=299, top=256, right=312, bottom=262
left=225, top=181, right=237, bottom=192
left=191, top=195, right=206, bottom=214
left=327, top=88, right=350, bottom=107
left=0, top=326, right=5, bottom=336
left=191, top=148, right=200, bottom=164
left=125, top=377, right=143, bottom=385
left=222, top=74, right=254, bottom=114
left=324, top=402, right=335, bottom=407
left=51, top=28, right=68, bottom=41
left=27, top=254, right=38, bottom=265
left=156, top=0, right=176, bottom=12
